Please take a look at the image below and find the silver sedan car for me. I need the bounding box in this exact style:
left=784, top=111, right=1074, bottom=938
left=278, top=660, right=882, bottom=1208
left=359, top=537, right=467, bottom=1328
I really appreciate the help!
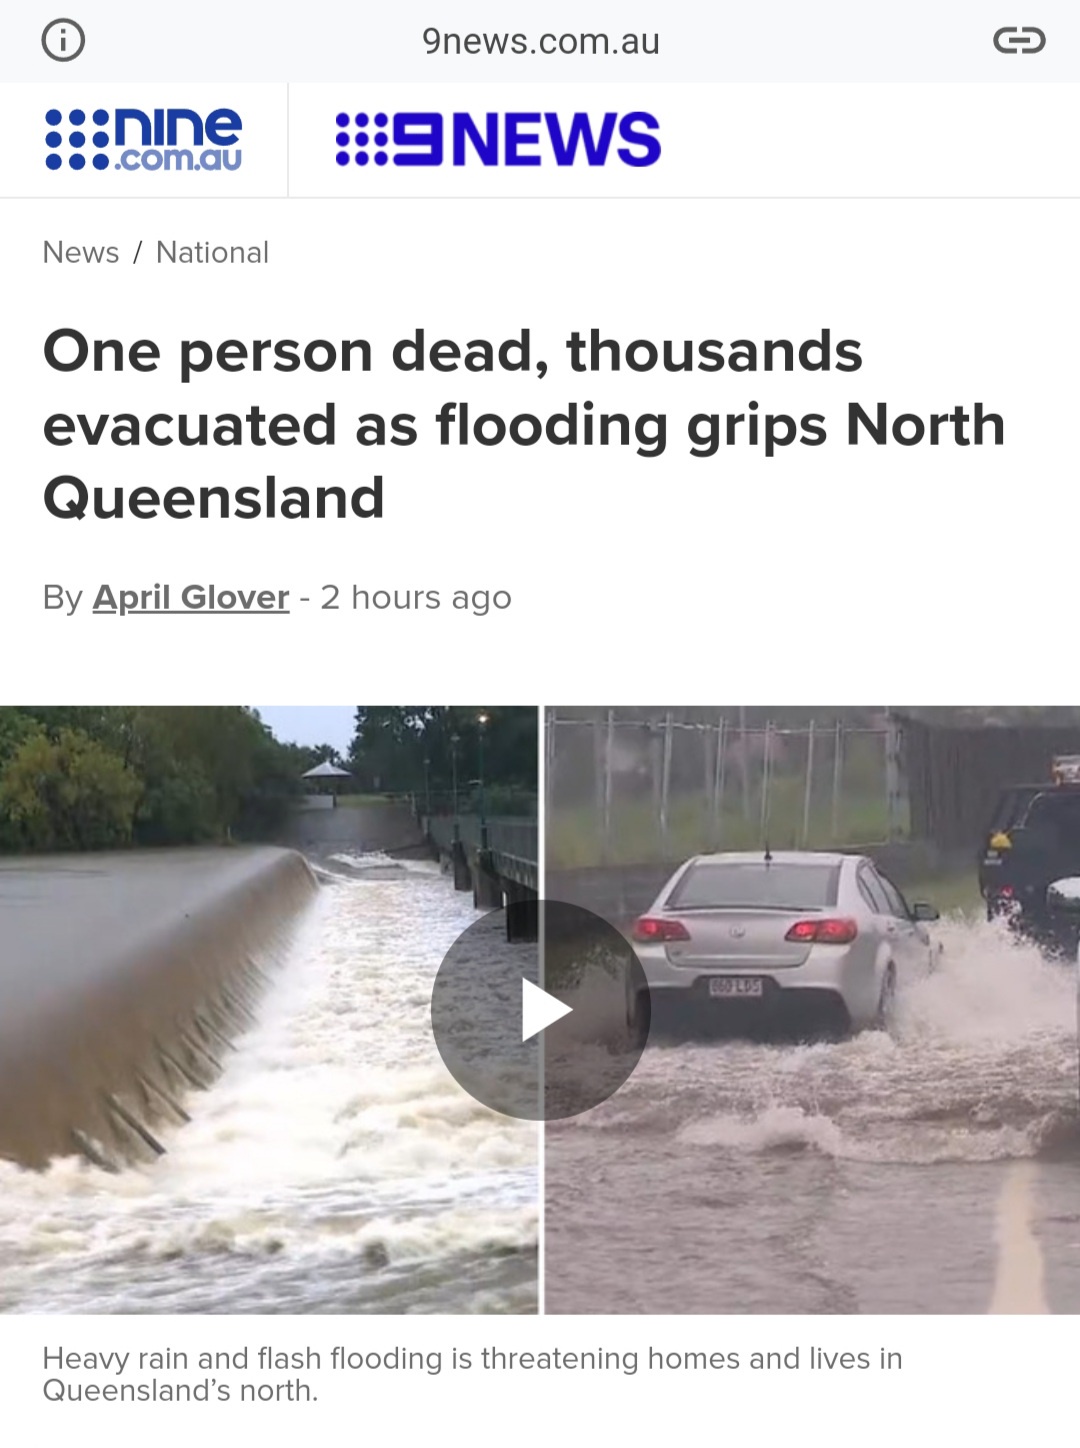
left=627, top=850, right=940, bottom=1040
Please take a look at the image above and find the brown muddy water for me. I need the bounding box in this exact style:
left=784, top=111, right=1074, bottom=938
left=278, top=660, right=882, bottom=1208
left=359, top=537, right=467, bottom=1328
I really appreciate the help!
left=545, top=918, right=1080, bottom=1314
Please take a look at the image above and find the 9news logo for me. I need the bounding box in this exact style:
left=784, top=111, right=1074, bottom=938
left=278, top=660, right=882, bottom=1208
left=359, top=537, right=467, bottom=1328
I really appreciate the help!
left=334, top=109, right=661, bottom=168
left=45, top=106, right=243, bottom=173
left=45, top=107, right=112, bottom=170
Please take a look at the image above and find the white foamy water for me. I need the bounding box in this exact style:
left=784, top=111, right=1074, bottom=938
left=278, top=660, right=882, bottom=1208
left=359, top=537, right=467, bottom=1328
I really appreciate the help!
left=0, top=862, right=537, bottom=1314
left=545, top=915, right=1080, bottom=1313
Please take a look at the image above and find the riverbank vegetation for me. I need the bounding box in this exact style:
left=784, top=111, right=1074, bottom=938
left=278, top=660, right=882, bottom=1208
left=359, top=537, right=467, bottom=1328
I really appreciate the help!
left=348, top=708, right=537, bottom=816
left=0, top=707, right=320, bottom=852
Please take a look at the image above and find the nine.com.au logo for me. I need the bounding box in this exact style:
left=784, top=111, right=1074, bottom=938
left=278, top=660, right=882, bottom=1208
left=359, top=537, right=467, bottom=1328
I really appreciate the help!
left=45, top=107, right=243, bottom=173
left=334, top=109, right=661, bottom=168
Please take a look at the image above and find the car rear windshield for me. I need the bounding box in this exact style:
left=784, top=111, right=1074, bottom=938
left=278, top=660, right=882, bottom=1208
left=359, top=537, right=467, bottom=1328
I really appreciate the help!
left=988, top=789, right=1039, bottom=835
left=666, top=862, right=841, bottom=911
left=1019, top=791, right=1080, bottom=845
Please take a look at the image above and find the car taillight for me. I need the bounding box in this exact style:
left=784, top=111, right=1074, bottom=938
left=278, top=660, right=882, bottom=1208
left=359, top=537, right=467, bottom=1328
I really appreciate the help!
left=785, top=918, right=858, bottom=945
left=632, top=916, right=691, bottom=943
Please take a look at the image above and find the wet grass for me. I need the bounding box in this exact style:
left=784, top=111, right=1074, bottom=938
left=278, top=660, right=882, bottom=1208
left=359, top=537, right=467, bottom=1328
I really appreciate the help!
left=903, top=871, right=983, bottom=919
left=549, top=783, right=896, bottom=869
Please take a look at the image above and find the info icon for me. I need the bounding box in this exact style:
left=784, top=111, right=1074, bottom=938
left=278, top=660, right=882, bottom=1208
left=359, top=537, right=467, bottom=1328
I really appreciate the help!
left=42, top=19, right=86, bottom=62
left=430, top=900, right=650, bottom=1121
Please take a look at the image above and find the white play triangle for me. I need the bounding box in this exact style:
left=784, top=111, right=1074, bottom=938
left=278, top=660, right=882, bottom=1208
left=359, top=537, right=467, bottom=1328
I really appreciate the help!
left=521, top=977, right=573, bottom=1042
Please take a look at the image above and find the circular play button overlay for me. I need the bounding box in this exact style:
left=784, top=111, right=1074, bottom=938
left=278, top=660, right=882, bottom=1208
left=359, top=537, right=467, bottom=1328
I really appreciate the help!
left=430, top=899, right=649, bottom=1121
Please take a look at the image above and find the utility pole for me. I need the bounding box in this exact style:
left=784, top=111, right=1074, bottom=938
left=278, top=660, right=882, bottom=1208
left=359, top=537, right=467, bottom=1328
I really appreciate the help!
left=477, top=713, right=489, bottom=851
left=450, top=733, right=461, bottom=842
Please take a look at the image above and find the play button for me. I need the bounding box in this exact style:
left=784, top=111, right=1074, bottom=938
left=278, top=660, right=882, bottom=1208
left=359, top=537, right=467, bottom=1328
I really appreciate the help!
left=521, top=977, right=572, bottom=1042
left=430, top=899, right=650, bottom=1121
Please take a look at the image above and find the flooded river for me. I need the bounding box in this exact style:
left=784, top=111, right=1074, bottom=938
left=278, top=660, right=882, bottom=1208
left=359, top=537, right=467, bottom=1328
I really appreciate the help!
left=0, top=858, right=537, bottom=1314
left=545, top=917, right=1080, bottom=1313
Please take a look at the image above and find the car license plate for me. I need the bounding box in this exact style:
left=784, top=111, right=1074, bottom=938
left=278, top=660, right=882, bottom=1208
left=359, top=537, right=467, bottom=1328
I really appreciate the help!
left=708, top=977, right=763, bottom=999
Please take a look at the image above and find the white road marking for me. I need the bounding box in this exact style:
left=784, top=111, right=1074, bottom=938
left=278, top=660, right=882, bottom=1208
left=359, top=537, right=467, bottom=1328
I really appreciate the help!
left=988, top=1160, right=1049, bottom=1314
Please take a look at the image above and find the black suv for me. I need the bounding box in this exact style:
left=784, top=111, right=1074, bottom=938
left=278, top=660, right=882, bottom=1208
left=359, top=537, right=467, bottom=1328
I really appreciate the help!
left=979, top=779, right=1080, bottom=953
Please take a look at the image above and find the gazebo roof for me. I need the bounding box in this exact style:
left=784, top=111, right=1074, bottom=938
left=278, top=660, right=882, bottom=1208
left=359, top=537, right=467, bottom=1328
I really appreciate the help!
left=301, top=761, right=352, bottom=778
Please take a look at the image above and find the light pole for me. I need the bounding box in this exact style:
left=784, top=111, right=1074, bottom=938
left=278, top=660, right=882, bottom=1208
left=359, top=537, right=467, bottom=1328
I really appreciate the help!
left=450, top=732, right=461, bottom=841
left=477, top=712, right=490, bottom=850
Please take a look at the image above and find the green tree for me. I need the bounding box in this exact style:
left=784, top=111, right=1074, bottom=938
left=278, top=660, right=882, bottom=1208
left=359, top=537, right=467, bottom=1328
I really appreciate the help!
left=134, top=706, right=303, bottom=839
left=348, top=706, right=537, bottom=810
left=0, top=728, right=142, bottom=851
left=0, top=706, right=309, bottom=851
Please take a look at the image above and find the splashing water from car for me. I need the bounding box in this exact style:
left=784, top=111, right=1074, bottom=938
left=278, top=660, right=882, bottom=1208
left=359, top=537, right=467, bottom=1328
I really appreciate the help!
left=545, top=912, right=1079, bottom=1312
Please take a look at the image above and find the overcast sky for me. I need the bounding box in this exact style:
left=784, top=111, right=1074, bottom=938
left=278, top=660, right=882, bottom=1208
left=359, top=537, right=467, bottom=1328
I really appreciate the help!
left=253, top=706, right=355, bottom=752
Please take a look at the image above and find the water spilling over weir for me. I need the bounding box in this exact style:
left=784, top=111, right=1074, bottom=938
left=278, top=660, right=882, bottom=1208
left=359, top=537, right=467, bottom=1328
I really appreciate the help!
left=0, top=848, right=537, bottom=1313
left=0, top=847, right=317, bottom=1171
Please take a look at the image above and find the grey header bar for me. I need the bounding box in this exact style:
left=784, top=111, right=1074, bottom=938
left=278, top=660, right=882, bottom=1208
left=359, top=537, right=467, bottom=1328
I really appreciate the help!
left=4, top=1, right=1079, bottom=82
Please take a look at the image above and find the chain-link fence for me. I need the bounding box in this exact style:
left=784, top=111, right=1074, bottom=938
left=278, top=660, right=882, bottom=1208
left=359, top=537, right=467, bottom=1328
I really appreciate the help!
left=546, top=711, right=906, bottom=868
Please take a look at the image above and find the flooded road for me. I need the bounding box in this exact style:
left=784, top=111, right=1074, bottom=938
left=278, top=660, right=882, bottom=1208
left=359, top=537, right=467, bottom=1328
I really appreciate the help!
left=0, top=858, right=537, bottom=1314
left=545, top=918, right=1080, bottom=1313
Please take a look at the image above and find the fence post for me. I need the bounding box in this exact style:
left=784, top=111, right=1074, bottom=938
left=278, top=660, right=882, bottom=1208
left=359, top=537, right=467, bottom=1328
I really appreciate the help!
left=660, top=711, right=673, bottom=859
left=739, top=706, right=751, bottom=821
left=648, top=723, right=661, bottom=853
left=802, top=718, right=816, bottom=847
left=602, top=709, right=614, bottom=862
left=545, top=711, right=557, bottom=822
left=592, top=713, right=606, bottom=861
left=885, top=713, right=903, bottom=841
left=831, top=720, right=844, bottom=840
left=702, top=722, right=713, bottom=844
left=711, top=717, right=727, bottom=850
left=759, top=721, right=774, bottom=843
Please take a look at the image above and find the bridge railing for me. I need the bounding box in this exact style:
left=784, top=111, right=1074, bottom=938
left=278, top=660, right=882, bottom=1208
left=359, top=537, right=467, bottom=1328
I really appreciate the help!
left=424, top=814, right=536, bottom=858
left=422, top=813, right=538, bottom=891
